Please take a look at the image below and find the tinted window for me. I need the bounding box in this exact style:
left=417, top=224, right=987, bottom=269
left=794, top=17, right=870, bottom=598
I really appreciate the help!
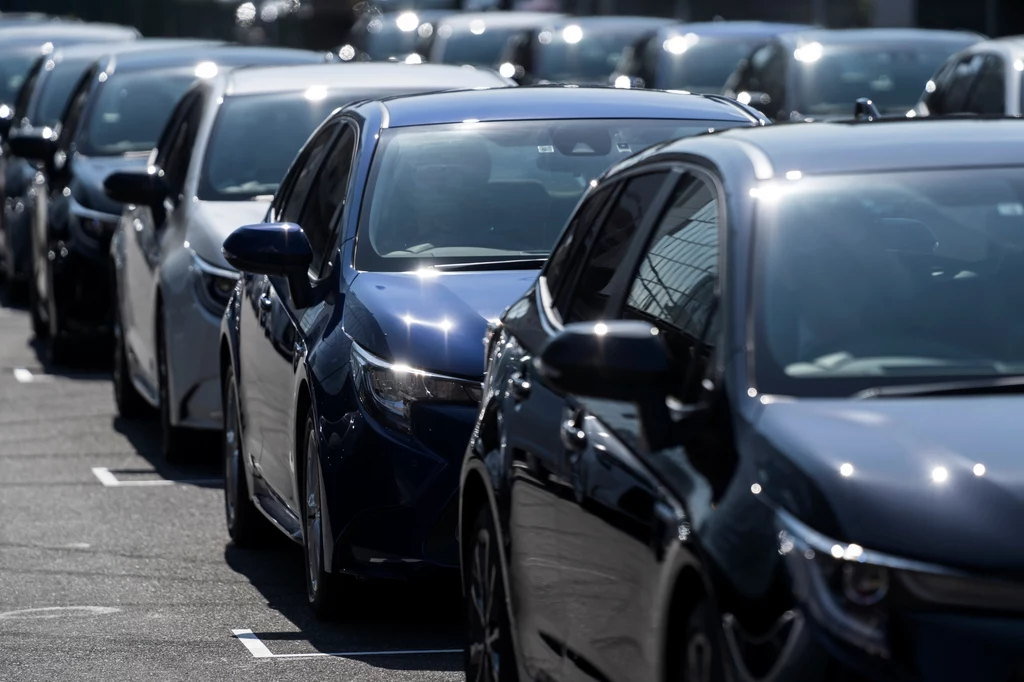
left=360, top=15, right=425, bottom=59
left=534, top=28, right=653, bottom=83
left=278, top=123, right=338, bottom=225
left=563, top=172, right=668, bottom=323
left=13, top=57, right=42, bottom=121
left=161, top=94, right=204, bottom=199
left=79, top=70, right=197, bottom=155
left=437, top=26, right=522, bottom=66
left=32, top=58, right=92, bottom=126
left=299, top=126, right=356, bottom=275
left=795, top=43, right=971, bottom=115
left=754, top=168, right=1024, bottom=397
left=543, top=186, right=613, bottom=308
left=356, top=119, right=744, bottom=271
left=964, top=55, right=1004, bottom=114
left=0, top=49, right=41, bottom=104
left=200, top=92, right=358, bottom=201
left=656, top=36, right=766, bottom=93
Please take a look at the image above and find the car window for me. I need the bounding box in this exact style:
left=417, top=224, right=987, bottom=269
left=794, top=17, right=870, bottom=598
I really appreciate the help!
left=13, top=56, right=42, bottom=122
left=277, top=122, right=339, bottom=226
left=543, top=185, right=614, bottom=319
left=298, top=124, right=356, bottom=277
left=32, top=57, right=92, bottom=127
left=534, top=28, right=651, bottom=83
left=621, top=173, right=720, bottom=401
left=435, top=25, right=522, bottom=66
left=160, top=92, right=204, bottom=201
left=923, top=54, right=979, bottom=115
left=964, top=54, right=1005, bottom=114
left=657, top=36, right=766, bottom=94
left=741, top=42, right=784, bottom=117
left=56, top=71, right=93, bottom=155
left=561, top=171, right=670, bottom=324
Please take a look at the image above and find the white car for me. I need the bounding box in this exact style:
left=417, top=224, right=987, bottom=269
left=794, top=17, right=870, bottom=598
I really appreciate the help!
left=913, top=36, right=1024, bottom=117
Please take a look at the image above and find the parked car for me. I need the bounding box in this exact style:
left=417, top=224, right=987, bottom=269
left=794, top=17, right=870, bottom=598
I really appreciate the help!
left=218, top=85, right=766, bottom=618
left=106, top=63, right=510, bottom=462
left=912, top=35, right=1024, bottom=117
left=7, top=45, right=324, bottom=363
left=722, top=28, right=983, bottom=122
left=497, top=15, right=676, bottom=85
left=462, top=115, right=1024, bottom=682
left=337, top=9, right=452, bottom=63
left=0, top=38, right=224, bottom=296
left=610, top=20, right=811, bottom=94
left=427, top=11, right=563, bottom=68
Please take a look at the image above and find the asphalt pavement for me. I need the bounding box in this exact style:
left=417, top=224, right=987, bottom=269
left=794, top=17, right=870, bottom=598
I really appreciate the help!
left=0, top=287, right=465, bottom=682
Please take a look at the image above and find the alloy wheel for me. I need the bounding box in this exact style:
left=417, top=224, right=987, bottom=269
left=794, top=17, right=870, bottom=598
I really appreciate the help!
left=304, top=429, right=322, bottom=601
left=467, top=521, right=503, bottom=682
left=224, top=378, right=241, bottom=529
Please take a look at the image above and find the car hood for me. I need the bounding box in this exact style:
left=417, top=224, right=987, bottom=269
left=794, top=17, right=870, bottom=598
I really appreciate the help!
left=70, top=153, right=149, bottom=217
left=757, top=397, right=1024, bottom=576
left=189, top=201, right=271, bottom=270
left=343, top=269, right=538, bottom=379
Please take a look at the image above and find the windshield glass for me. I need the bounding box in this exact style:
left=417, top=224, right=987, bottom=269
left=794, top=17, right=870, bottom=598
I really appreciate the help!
left=0, top=50, right=41, bottom=104
left=795, top=44, right=968, bottom=115
left=356, top=118, right=745, bottom=271
left=79, top=70, right=196, bottom=155
left=30, top=59, right=91, bottom=126
left=535, top=28, right=647, bottom=83
left=200, top=91, right=358, bottom=201
left=362, top=18, right=423, bottom=59
left=754, top=168, right=1024, bottom=397
left=438, top=26, right=520, bottom=66
left=655, top=36, right=762, bottom=92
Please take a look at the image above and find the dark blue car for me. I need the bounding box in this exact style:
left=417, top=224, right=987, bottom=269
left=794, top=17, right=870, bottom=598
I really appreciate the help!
left=217, top=85, right=767, bottom=617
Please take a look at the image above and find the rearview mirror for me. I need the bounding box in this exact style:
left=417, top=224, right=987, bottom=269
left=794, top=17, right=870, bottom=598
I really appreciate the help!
left=222, top=222, right=315, bottom=308
left=103, top=169, right=168, bottom=206
left=7, top=125, right=57, bottom=162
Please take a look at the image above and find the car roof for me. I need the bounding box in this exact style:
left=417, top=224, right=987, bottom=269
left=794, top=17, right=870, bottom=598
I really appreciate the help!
left=105, top=45, right=322, bottom=75
left=0, top=23, right=139, bottom=45
left=52, top=38, right=225, bottom=63
left=355, top=8, right=453, bottom=24
left=660, top=20, right=812, bottom=38
left=968, top=35, right=1024, bottom=58
left=676, top=118, right=1024, bottom=176
left=225, top=62, right=508, bottom=96
left=543, top=15, right=678, bottom=31
left=778, top=27, right=983, bottom=47
left=380, top=85, right=761, bottom=127
left=437, top=11, right=565, bottom=30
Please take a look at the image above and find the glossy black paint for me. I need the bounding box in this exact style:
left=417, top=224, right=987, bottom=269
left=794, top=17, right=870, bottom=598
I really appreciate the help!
left=221, top=222, right=313, bottom=275
left=6, top=125, right=56, bottom=164
left=461, top=118, right=1024, bottom=682
left=102, top=168, right=167, bottom=207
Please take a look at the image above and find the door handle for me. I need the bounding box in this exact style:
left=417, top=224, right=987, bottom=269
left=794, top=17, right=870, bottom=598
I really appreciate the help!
left=259, top=293, right=273, bottom=311
left=560, top=415, right=586, bottom=452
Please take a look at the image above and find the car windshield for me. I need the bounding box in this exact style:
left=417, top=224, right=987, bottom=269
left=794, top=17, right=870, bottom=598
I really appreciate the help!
left=438, top=25, right=521, bottom=66
left=534, top=27, right=650, bottom=82
left=200, top=91, right=359, bottom=201
left=362, top=16, right=424, bottom=60
left=79, top=70, right=196, bottom=156
left=356, top=117, right=745, bottom=271
left=795, top=43, right=969, bottom=115
left=0, top=49, right=41, bottom=104
left=754, top=168, right=1024, bottom=397
left=654, top=36, right=764, bottom=92
left=30, top=59, right=91, bottom=126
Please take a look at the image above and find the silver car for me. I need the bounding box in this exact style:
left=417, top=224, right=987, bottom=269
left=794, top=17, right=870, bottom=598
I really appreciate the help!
left=108, top=62, right=512, bottom=461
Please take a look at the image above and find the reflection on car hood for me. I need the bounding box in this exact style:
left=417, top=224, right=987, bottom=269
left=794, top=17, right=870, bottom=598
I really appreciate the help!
left=189, top=200, right=271, bottom=269
left=344, top=269, right=537, bottom=378
left=70, top=153, right=149, bottom=216
left=757, top=397, right=1024, bottom=576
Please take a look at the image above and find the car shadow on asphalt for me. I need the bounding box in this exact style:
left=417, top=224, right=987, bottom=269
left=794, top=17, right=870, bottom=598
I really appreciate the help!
left=225, top=539, right=464, bottom=670
left=112, top=416, right=224, bottom=489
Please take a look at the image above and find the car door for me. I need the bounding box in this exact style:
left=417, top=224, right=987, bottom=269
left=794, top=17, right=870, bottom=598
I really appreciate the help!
left=123, top=90, right=203, bottom=389
left=258, top=120, right=356, bottom=513
left=558, top=169, right=724, bottom=682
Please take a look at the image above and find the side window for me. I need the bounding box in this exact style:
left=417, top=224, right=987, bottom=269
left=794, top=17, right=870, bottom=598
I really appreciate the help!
left=543, top=186, right=614, bottom=312
left=277, top=122, right=339, bottom=225
left=159, top=93, right=204, bottom=201
left=621, top=173, right=720, bottom=402
left=560, top=172, right=670, bottom=324
left=14, top=58, right=42, bottom=122
left=929, top=55, right=981, bottom=115
left=298, top=124, right=356, bottom=276
left=639, top=38, right=660, bottom=87
left=57, top=72, right=93, bottom=154
left=964, top=55, right=1005, bottom=114
left=758, top=49, right=787, bottom=117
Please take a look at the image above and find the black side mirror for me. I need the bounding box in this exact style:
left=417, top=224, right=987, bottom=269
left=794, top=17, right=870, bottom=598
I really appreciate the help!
left=0, top=108, right=14, bottom=139
left=7, top=125, right=57, bottom=163
left=103, top=169, right=168, bottom=206
left=222, top=222, right=315, bottom=308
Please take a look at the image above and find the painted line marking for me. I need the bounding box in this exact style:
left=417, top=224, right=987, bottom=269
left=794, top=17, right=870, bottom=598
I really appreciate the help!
left=91, top=467, right=222, bottom=488
left=0, top=606, right=120, bottom=619
left=13, top=367, right=54, bottom=383
left=231, top=629, right=461, bottom=660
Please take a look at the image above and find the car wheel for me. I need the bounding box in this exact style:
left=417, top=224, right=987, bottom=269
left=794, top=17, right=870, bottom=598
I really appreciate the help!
left=113, top=299, right=150, bottom=418
left=465, top=504, right=518, bottom=682
left=302, top=413, right=341, bottom=619
left=681, top=599, right=726, bottom=682
left=157, top=314, right=190, bottom=463
left=223, top=364, right=269, bottom=546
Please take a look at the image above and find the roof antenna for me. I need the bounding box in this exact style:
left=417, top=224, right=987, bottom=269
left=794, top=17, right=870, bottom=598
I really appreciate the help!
left=854, top=97, right=880, bottom=121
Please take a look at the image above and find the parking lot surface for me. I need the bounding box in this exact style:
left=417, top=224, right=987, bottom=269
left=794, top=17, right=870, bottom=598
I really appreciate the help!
left=0, top=293, right=465, bottom=682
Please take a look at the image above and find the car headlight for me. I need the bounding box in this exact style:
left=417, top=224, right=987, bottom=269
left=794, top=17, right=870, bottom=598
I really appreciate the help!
left=350, top=341, right=483, bottom=434
left=191, top=251, right=239, bottom=316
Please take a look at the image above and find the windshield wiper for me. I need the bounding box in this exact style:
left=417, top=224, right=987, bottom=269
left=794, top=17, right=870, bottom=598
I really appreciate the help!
left=430, top=258, right=547, bottom=272
left=853, top=375, right=1024, bottom=399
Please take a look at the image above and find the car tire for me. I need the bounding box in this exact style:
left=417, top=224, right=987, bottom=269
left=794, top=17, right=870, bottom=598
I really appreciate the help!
left=681, top=598, right=726, bottom=682
left=112, top=299, right=149, bottom=419
left=157, top=313, right=191, bottom=463
left=302, top=412, right=342, bottom=619
left=223, top=364, right=269, bottom=546
left=465, top=504, right=518, bottom=682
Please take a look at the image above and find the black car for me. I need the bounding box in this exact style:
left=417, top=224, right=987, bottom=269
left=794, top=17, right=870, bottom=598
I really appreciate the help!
left=462, top=117, right=1024, bottom=682
left=497, top=15, right=676, bottom=85
left=0, top=38, right=223, bottom=295
left=723, top=28, right=983, bottom=122
left=7, top=45, right=324, bottom=363
left=337, top=8, right=452, bottom=63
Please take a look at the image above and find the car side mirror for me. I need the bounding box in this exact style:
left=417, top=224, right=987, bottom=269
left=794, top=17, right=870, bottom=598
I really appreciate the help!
left=0, top=109, right=13, bottom=139
left=7, top=125, right=57, bottom=164
left=103, top=169, right=168, bottom=206
left=222, top=222, right=315, bottom=308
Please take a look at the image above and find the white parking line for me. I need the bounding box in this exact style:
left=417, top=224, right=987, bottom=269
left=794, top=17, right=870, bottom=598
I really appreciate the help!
left=231, top=629, right=461, bottom=660
left=91, top=467, right=222, bottom=488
